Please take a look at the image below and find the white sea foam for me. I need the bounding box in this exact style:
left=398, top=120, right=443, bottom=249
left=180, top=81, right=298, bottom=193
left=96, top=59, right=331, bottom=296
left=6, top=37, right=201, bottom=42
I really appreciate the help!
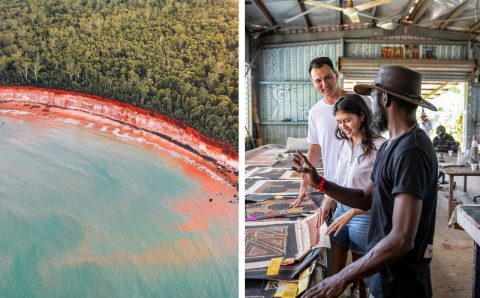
left=111, top=128, right=146, bottom=143
left=105, top=126, right=230, bottom=185
left=0, top=109, right=35, bottom=116
left=55, top=118, right=81, bottom=125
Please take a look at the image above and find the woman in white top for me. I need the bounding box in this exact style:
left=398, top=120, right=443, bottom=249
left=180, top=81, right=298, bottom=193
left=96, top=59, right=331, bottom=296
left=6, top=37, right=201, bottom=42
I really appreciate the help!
left=319, top=93, right=385, bottom=297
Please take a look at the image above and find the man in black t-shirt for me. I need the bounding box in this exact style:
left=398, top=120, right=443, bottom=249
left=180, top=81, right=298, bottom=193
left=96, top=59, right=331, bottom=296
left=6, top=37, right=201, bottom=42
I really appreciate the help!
left=294, top=66, right=438, bottom=298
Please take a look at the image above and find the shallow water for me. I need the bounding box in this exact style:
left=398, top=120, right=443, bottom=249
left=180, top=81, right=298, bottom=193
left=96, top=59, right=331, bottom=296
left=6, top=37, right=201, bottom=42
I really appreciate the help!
left=0, top=114, right=237, bottom=297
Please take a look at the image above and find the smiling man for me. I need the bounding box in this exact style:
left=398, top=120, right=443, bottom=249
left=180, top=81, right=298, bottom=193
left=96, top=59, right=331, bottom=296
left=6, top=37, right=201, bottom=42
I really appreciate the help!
left=291, top=57, right=370, bottom=227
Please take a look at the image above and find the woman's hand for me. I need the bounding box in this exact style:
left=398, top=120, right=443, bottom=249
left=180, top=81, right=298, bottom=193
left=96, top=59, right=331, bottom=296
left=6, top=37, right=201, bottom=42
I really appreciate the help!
left=317, top=195, right=333, bottom=227
left=326, top=209, right=356, bottom=237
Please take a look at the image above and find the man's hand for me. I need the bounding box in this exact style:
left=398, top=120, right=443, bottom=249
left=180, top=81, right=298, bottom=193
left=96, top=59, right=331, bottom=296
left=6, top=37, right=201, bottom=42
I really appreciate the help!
left=302, top=275, right=348, bottom=298
left=292, top=151, right=322, bottom=188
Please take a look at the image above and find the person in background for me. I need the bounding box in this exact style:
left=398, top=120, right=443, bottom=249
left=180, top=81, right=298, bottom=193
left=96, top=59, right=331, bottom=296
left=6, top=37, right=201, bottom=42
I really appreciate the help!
left=324, top=94, right=385, bottom=298
left=432, top=125, right=458, bottom=152
left=419, top=109, right=433, bottom=137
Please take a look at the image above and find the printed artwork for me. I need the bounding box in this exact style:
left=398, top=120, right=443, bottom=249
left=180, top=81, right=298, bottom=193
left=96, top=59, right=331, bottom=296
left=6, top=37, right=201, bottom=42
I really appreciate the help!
left=246, top=192, right=324, bottom=206
left=249, top=180, right=301, bottom=195
left=246, top=147, right=286, bottom=166
left=246, top=248, right=321, bottom=280
left=405, top=44, right=420, bottom=59
left=274, top=156, right=323, bottom=169
left=381, top=45, right=404, bottom=58
left=246, top=167, right=293, bottom=180
left=246, top=197, right=318, bottom=220
left=422, top=45, right=437, bottom=59
left=245, top=226, right=288, bottom=260
left=245, top=279, right=279, bottom=298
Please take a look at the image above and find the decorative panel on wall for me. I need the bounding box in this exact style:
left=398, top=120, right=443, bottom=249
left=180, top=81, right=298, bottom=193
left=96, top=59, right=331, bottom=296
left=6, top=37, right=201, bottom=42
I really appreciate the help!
left=257, top=43, right=338, bottom=144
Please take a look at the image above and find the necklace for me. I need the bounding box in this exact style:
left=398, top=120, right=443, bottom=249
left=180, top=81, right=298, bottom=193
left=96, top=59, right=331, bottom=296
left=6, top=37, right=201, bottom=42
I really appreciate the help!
left=385, top=122, right=417, bottom=150
left=406, top=122, right=417, bottom=132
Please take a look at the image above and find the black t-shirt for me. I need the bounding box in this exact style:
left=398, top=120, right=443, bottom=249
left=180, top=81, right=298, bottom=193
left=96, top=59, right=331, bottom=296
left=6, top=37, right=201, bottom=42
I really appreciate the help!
left=365, top=128, right=438, bottom=298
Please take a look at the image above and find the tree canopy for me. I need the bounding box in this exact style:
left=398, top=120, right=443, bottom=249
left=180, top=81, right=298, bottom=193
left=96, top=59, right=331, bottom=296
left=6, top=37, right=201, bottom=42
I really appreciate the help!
left=0, top=0, right=238, bottom=147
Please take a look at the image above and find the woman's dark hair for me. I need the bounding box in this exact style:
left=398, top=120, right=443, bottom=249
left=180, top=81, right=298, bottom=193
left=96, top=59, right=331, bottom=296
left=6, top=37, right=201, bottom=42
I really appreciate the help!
left=333, top=93, right=379, bottom=162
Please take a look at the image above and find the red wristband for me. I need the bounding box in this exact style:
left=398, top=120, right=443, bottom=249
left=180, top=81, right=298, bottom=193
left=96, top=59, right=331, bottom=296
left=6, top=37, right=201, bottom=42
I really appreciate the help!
left=315, top=177, right=326, bottom=192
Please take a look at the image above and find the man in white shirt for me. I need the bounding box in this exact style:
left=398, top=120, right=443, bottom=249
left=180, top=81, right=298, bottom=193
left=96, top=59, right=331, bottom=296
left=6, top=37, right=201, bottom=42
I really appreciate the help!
left=291, top=58, right=347, bottom=220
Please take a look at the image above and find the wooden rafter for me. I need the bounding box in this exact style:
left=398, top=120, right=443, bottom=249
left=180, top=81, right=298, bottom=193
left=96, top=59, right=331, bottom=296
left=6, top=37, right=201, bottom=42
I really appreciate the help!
left=250, top=0, right=280, bottom=33
left=423, top=82, right=449, bottom=100
left=470, top=19, right=480, bottom=32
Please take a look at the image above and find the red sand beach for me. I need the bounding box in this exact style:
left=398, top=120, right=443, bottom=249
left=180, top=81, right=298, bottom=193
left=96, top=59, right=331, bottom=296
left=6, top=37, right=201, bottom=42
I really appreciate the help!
left=0, top=88, right=238, bottom=262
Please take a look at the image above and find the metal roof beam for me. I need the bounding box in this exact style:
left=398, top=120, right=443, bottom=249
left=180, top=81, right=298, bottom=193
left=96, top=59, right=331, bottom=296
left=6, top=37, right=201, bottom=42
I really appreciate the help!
left=250, top=0, right=280, bottom=33
left=400, top=0, right=416, bottom=23
left=470, top=19, right=480, bottom=32
left=259, top=25, right=476, bottom=45
left=411, top=0, right=431, bottom=24
left=296, top=0, right=312, bottom=30
left=439, top=0, right=470, bottom=30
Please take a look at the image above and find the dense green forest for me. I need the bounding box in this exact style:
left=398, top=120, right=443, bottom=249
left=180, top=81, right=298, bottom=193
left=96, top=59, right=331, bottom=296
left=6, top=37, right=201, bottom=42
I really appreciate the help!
left=0, top=0, right=238, bottom=146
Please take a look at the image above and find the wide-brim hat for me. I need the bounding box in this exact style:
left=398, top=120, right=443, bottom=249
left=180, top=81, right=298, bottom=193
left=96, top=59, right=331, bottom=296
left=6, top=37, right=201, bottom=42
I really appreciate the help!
left=354, top=65, right=437, bottom=111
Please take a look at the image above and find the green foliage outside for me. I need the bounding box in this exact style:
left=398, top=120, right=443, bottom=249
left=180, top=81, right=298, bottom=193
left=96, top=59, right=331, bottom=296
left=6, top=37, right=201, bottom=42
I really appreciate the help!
left=0, top=0, right=238, bottom=147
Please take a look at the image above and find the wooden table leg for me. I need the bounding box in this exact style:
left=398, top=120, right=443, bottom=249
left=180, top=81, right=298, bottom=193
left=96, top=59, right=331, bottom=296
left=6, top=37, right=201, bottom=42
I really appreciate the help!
left=449, top=175, right=455, bottom=219
left=473, top=243, right=480, bottom=298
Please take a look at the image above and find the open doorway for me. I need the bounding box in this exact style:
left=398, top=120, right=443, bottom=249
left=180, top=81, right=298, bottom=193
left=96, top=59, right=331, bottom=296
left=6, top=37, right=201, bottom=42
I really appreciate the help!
left=343, top=79, right=465, bottom=148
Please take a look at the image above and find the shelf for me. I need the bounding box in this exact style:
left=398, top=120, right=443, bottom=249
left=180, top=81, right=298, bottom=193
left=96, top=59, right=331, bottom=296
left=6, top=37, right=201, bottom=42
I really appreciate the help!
left=260, top=121, right=308, bottom=125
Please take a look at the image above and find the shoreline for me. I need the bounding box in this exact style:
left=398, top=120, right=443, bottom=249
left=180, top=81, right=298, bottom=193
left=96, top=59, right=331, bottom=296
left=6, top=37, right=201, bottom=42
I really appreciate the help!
left=0, top=100, right=238, bottom=190
left=0, top=86, right=238, bottom=187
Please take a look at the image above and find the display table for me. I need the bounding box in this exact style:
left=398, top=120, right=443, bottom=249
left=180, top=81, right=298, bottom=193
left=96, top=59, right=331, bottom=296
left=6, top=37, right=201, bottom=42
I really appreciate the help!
left=442, top=166, right=480, bottom=218
left=449, top=205, right=480, bottom=297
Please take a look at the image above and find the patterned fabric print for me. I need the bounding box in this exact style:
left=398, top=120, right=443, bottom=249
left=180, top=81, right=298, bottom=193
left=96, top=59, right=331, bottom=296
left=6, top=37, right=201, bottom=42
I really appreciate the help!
left=274, top=155, right=323, bottom=168
left=245, top=279, right=279, bottom=298
left=246, top=197, right=319, bottom=220
left=245, top=226, right=288, bottom=260
left=267, top=202, right=290, bottom=210
left=254, top=180, right=300, bottom=194
left=251, top=168, right=289, bottom=179
left=317, top=247, right=328, bottom=270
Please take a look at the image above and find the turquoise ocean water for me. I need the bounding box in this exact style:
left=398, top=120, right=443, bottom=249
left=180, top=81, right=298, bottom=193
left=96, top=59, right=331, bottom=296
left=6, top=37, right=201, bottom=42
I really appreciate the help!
left=0, top=114, right=237, bottom=297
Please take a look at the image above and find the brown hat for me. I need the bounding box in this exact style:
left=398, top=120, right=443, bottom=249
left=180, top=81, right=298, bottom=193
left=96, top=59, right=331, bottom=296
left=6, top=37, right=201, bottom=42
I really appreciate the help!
left=354, top=65, right=437, bottom=111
